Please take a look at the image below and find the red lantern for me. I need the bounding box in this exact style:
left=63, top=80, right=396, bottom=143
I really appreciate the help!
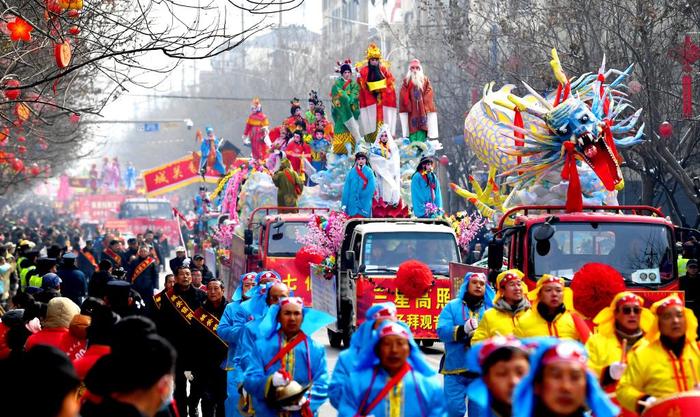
left=7, top=17, right=33, bottom=42
left=69, top=113, right=80, bottom=124
left=46, top=0, right=62, bottom=14
left=68, top=26, right=80, bottom=35
left=11, top=158, right=24, bottom=172
left=67, top=9, right=80, bottom=18
left=628, top=80, right=642, bottom=95
left=659, top=121, right=673, bottom=139
left=16, top=136, right=26, bottom=143
left=54, top=41, right=72, bottom=69
left=29, top=163, right=40, bottom=176
left=17, top=145, right=26, bottom=154
left=4, top=79, right=20, bottom=100
left=439, top=155, right=449, bottom=166
left=38, top=138, right=48, bottom=150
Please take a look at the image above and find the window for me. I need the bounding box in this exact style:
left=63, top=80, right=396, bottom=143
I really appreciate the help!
left=267, top=222, right=306, bottom=257
left=362, top=231, right=460, bottom=276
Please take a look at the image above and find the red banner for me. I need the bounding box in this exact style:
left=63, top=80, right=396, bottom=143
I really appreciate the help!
left=104, top=218, right=181, bottom=246
left=357, top=277, right=453, bottom=339
left=142, top=154, right=219, bottom=196
left=74, top=194, right=125, bottom=222
left=265, top=257, right=312, bottom=305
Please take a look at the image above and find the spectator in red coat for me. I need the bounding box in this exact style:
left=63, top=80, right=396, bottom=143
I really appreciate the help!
left=25, top=296, right=80, bottom=352
left=73, top=303, right=119, bottom=380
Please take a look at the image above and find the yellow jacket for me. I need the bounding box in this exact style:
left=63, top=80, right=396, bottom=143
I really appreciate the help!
left=514, top=307, right=582, bottom=341
left=616, top=339, right=700, bottom=413
left=472, top=307, right=527, bottom=343
left=585, top=332, right=647, bottom=382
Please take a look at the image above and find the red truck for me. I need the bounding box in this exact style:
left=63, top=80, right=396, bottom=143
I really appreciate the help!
left=485, top=205, right=687, bottom=292
left=104, top=198, right=181, bottom=245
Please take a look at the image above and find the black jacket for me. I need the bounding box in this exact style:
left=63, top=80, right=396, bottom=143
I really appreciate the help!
left=155, top=285, right=206, bottom=367
left=127, top=256, right=159, bottom=302
left=57, top=265, right=87, bottom=306
left=81, top=397, right=147, bottom=417
left=88, top=271, right=114, bottom=299
left=169, top=256, right=186, bottom=274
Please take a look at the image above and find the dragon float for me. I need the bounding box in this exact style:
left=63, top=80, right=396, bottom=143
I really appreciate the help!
left=452, top=49, right=644, bottom=222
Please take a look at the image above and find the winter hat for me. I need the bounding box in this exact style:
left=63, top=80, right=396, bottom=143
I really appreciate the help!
left=44, top=297, right=80, bottom=329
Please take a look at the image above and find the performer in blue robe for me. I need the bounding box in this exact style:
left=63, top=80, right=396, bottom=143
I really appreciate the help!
left=124, top=161, right=137, bottom=192
left=200, top=126, right=226, bottom=176
left=411, top=156, right=442, bottom=218
left=437, top=272, right=495, bottom=417
left=218, top=272, right=258, bottom=417
left=328, top=302, right=397, bottom=409
left=341, top=151, right=376, bottom=218
left=336, top=321, right=447, bottom=417
left=243, top=297, right=333, bottom=417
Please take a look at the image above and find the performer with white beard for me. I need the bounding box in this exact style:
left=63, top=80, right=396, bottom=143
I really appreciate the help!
left=369, top=125, right=401, bottom=207
left=399, top=59, right=438, bottom=142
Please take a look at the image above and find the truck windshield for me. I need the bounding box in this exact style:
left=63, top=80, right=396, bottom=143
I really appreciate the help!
left=362, top=232, right=460, bottom=276
left=530, top=222, right=674, bottom=286
left=119, top=201, right=172, bottom=219
left=268, top=222, right=306, bottom=257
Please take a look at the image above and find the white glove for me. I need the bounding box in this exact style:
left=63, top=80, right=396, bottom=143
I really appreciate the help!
left=184, top=371, right=194, bottom=382
left=638, top=396, right=657, bottom=410
left=609, top=362, right=627, bottom=380
left=272, top=371, right=289, bottom=387
left=463, top=318, right=479, bottom=335
left=243, top=136, right=251, bottom=146
left=281, top=396, right=307, bottom=411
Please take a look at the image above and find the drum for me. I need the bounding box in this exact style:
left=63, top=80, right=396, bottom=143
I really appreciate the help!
left=642, top=391, right=700, bottom=417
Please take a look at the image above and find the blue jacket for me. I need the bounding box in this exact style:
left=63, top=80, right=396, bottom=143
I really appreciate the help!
left=337, top=365, right=447, bottom=417
left=437, top=297, right=487, bottom=373
left=57, top=266, right=87, bottom=306
left=342, top=164, right=376, bottom=217
left=243, top=331, right=329, bottom=417
left=217, top=300, right=245, bottom=371
left=411, top=171, right=442, bottom=218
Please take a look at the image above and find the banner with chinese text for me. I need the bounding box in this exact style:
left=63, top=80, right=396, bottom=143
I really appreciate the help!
left=356, top=277, right=453, bottom=339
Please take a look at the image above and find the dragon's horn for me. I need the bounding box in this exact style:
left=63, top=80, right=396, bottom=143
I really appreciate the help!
left=521, top=80, right=554, bottom=110
left=507, top=95, right=546, bottom=118
left=550, top=49, right=568, bottom=86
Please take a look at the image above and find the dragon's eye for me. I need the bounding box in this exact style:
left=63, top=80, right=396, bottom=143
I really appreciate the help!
left=557, top=126, right=568, bottom=135
left=580, top=115, right=590, bottom=123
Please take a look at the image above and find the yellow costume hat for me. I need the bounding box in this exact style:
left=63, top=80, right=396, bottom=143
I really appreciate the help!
left=527, top=274, right=575, bottom=310
left=493, top=269, right=528, bottom=303
left=645, top=294, right=698, bottom=343
left=592, top=291, right=654, bottom=336
left=366, top=42, right=382, bottom=60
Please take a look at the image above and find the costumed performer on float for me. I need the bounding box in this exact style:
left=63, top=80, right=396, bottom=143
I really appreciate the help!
left=285, top=130, right=312, bottom=177
left=124, top=161, right=137, bottom=192
left=399, top=58, right=438, bottom=142
left=242, top=296, right=333, bottom=417
left=341, top=151, right=376, bottom=218
left=357, top=43, right=397, bottom=141
left=309, top=128, right=330, bottom=185
left=585, top=292, right=652, bottom=417
left=512, top=338, right=618, bottom=417
left=243, top=97, right=271, bottom=161
left=273, top=157, right=304, bottom=212
left=328, top=302, right=398, bottom=409
left=285, top=99, right=306, bottom=133
left=199, top=126, right=226, bottom=176
left=330, top=59, right=361, bottom=154
left=616, top=294, right=700, bottom=415
left=335, top=321, right=447, bottom=417
left=306, top=91, right=321, bottom=126
left=369, top=125, right=401, bottom=208
left=437, top=272, right=495, bottom=417
left=411, top=156, right=443, bottom=218
left=466, top=336, right=532, bottom=417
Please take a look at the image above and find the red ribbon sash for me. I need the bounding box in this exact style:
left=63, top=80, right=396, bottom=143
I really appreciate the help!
left=357, top=363, right=412, bottom=417
left=193, top=307, right=227, bottom=348
left=165, top=290, right=196, bottom=325
left=356, top=165, right=369, bottom=190
left=131, top=257, right=155, bottom=283
left=264, top=333, right=307, bottom=372
left=104, top=248, right=121, bottom=266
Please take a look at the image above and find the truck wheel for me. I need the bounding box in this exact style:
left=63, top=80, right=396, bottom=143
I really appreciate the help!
left=327, top=328, right=343, bottom=349
left=421, top=340, right=434, bottom=348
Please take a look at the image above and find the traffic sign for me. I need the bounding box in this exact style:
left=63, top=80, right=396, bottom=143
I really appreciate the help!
left=144, top=123, right=160, bottom=132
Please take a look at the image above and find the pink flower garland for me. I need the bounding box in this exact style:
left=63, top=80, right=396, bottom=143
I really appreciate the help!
left=457, top=212, right=487, bottom=250
left=295, top=211, right=348, bottom=258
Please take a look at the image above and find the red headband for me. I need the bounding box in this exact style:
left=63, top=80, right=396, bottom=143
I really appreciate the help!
left=499, top=273, right=521, bottom=288
left=469, top=273, right=487, bottom=283
left=242, top=273, right=257, bottom=284
left=279, top=296, right=303, bottom=308
left=541, top=342, right=587, bottom=367
left=379, top=322, right=410, bottom=340
left=539, top=275, right=563, bottom=286
left=615, top=294, right=642, bottom=308
left=478, top=336, right=525, bottom=366
left=656, top=297, right=683, bottom=314
left=373, top=306, right=397, bottom=320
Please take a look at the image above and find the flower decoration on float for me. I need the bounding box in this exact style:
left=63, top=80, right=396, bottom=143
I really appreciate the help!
left=7, top=17, right=33, bottom=42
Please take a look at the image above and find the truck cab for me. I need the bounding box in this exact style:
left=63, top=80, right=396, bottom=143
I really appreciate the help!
left=331, top=218, right=461, bottom=347
left=104, top=198, right=180, bottom=245
left=488, top=205, right=680, bottom=290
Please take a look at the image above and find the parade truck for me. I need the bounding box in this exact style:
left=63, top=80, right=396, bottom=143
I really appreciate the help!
left=228, top=207, right=462, bottom=347
left=485, top=205, right=688, bottom=292
left=103, top=198, right=181, bottom=245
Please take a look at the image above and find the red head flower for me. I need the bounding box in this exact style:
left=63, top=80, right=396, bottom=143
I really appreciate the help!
left=7, top=17, right=33, bottom=42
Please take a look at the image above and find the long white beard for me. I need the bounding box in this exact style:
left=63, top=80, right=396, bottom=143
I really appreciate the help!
left=406, top=70, right=425, bottom=91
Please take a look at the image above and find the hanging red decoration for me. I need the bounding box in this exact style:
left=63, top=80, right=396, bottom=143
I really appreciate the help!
left=15, top=103, right=30, bottom=122
left=7, top=17, right=33, bottom=42
left=11, top=158, right=24, bottom=172
left=4, top=79, right=20, bottom=100
left=68, top=26, right=80, bottom=35
left=54, top=41, right=72, bottom=69
left=659, top=121, right=673, bottom=139
left=16, top=136, right=26, bottom=143
left=439, top=155, right=449, bottom=166
left=46, top=0, right=62, bottom=15
left=69, top=113, right=80, bottom=123
left=17, top=145, right=26, bottom=154
left=38, top=138, right=48, bottom=150
left=669, top=35, right=700, bottom=119
left=67, top=9, right=80, bottom=18
left=29, top=163, right=40, bottom=176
